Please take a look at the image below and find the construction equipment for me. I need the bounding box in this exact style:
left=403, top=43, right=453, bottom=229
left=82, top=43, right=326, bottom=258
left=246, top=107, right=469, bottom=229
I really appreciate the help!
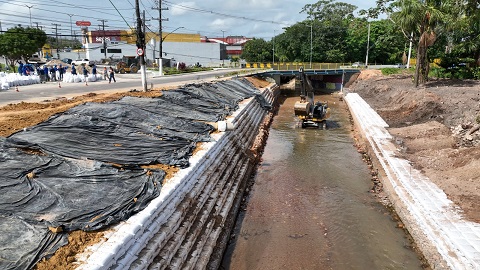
left=116, top=56, right=140, bottom=74
left=294, top=67, right=331, bottom=128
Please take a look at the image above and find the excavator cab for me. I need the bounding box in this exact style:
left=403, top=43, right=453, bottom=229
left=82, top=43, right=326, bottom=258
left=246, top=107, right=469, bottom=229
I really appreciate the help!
left=294, top=67, right=331, bottom=128
left=116, top=56, right=140, bottom=74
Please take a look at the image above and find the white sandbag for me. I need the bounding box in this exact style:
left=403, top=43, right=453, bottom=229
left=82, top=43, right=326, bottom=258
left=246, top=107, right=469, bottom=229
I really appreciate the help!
left=1, top=81, right=9, bottom=90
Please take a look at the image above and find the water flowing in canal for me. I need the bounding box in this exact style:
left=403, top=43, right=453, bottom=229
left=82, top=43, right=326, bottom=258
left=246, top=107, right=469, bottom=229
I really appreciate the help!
left=222, top=95, right=424, bottom=270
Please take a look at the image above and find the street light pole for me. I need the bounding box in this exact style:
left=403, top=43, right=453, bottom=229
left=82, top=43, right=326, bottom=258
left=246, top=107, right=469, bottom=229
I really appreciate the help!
left=25, top=5, right=33, bottom=27
left=159, top=26, right=184, bottom=73
left=272, top=30, right=275, bottom=65
left=365, top=22, right=371, bottom=68
left=67, top=14, right=74, bottom=40
left=310, top=24, right=313, bottom=69
left=221, top=30, right=226, bottom=67
left=407, top=31, right=413, bottom=68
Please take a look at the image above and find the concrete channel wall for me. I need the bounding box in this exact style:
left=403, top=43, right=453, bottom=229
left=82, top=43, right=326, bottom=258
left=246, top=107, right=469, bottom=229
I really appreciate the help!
left=345, top=93, right=480, bottom=270
left=75, top=83, right=280, bottom=269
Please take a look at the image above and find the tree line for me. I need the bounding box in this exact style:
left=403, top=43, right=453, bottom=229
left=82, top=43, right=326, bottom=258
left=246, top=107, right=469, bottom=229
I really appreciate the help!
left=242, top=0, right=480, bottom=85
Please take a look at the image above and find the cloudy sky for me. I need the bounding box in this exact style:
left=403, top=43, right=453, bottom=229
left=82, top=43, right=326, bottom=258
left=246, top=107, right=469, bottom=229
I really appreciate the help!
left=0, top=0, right=378, bottom=39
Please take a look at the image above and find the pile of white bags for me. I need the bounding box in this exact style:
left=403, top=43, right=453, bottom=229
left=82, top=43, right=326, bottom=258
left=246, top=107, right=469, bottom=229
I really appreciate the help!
left=0, top=71, right=103, bottom=91
left=0, top=72, right=41, bottom=90
left=62, top=73, right=102, bottom=83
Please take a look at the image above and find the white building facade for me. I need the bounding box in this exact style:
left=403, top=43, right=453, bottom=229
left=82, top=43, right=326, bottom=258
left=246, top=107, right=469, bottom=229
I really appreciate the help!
left=82, top=30, right=225, bottom=67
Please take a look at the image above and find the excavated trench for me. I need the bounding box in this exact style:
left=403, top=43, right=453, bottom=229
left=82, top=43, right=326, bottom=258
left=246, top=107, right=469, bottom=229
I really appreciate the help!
left=68, top=82, right=427, bottom=269
left=8, top=76, right=459, bottom=269
left=221, top=94, right=425, bottom=269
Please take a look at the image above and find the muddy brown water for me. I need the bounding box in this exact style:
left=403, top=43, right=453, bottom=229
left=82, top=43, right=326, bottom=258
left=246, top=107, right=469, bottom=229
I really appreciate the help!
left=221, top=95, right=424, bottom=270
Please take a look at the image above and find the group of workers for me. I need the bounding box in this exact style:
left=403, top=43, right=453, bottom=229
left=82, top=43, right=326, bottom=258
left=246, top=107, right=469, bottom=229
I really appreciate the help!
left=17, top=61, right=116, bottom=84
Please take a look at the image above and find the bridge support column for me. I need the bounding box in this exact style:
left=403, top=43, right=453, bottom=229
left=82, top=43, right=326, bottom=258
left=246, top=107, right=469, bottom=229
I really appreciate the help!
left=272, top=74, right=281, bottom=85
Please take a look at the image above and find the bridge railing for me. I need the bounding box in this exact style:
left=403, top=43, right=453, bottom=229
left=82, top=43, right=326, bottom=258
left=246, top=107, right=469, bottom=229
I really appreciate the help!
left=245, top=62, right=354, bottom=70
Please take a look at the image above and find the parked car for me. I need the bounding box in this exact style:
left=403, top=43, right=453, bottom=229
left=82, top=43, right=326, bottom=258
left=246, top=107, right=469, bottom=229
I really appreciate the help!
left=62, top=58, right=73, bottom=64
left=27, top=54, right=46, bottom=64
left=71, top=59, right=95, bottom=67
left=352, top=62, right=365, bottom=68
left=394, top=63, right=406, bottom=68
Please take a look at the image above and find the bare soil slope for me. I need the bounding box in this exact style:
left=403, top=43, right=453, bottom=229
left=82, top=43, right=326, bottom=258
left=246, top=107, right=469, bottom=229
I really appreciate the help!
left=349, top=70, right=480, bottom=222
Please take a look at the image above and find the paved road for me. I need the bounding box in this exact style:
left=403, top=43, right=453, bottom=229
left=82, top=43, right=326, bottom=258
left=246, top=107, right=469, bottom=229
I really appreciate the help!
left=0, top=69, right=252, bottom=106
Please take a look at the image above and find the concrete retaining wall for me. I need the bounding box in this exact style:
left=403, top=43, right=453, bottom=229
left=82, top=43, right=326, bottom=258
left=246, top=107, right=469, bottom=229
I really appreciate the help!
left=76, top=83, right=280, bottom=269
left=345, top=93, right=480, bottom=270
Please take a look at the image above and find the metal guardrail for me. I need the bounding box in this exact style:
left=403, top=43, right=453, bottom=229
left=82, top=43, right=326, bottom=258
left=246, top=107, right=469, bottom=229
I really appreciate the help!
left=245, top=62, right=355, bottom=70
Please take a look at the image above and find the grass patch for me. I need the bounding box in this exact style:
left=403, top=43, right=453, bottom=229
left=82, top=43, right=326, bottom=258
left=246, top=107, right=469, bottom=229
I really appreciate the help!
left=380, top=67, right=404, bottom=75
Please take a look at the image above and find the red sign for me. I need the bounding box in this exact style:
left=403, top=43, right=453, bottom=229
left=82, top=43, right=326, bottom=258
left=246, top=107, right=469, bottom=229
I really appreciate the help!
left=75, top=21, right=91, bottom=27
left=137, top=48, right=144, bottom=56
left=90, top=30, right=121, bottom=43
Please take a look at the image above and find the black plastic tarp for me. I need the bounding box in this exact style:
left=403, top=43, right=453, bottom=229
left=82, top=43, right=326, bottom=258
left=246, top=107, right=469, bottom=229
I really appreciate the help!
left=0, top=213, right=68, bottom=270
left=0, top=137, right=163, bottom=270
left=6, top=79, right=265, bottom=168
left=7, top=102, right=213, bottom=168
left=0, top=78, right=267, bottom=269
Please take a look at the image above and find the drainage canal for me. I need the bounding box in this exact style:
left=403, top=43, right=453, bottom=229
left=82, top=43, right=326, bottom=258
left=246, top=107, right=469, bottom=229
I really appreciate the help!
left=221, top=94, right=425, bottom=269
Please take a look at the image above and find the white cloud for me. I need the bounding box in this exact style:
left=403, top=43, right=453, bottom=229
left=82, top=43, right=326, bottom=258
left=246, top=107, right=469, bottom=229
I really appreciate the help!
left=170, top=2, right=197, bottom=16
left=208, top=18, right=236, bottom=32
left=222, top=0, right=278, bottom=10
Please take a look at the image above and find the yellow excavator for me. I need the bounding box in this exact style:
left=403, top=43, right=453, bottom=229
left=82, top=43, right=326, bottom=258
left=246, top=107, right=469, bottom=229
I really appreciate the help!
left=116, top=56, right=139, bottom=74
left=294, top=67, right=331, bottom=128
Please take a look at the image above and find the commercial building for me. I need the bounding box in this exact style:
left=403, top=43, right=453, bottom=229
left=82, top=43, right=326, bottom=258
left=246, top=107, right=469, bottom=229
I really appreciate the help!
left=80, top=29, right=250, bottom=67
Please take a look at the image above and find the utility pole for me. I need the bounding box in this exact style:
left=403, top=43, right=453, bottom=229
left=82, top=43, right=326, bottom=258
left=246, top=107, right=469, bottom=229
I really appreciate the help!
left=152, top=0, right=168, bottom=76
left=143, top=15, right=151, bottom=63
left=32, top=22, right=40, bottom=29
left=52, top=23, right=61, bottom=59
left=98, top=20, right=108, bottom=61
left=135, top=0, right=147, bottom=91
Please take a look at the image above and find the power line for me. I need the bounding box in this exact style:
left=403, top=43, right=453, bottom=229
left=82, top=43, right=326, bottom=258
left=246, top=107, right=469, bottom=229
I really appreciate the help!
left=163, top=0, right=290, bottom=26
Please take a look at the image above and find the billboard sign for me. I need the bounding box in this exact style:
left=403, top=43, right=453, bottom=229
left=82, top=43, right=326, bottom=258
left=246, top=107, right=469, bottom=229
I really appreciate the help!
left=75, top=21, right=91, bottom=27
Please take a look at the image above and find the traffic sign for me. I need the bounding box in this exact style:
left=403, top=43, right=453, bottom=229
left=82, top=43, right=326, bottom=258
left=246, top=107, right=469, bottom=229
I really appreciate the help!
left=75, top=21, right=91, bottom=26
left=136, top=48, right=144, bottom=56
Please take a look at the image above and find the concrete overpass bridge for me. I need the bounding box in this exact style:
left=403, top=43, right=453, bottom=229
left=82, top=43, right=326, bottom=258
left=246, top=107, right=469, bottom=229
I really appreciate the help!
left=257, top=68, right=361, bottom=92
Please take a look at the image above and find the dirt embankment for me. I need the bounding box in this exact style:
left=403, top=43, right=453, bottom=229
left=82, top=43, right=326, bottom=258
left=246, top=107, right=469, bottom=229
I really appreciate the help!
left=349, top=70, right=480, bottom=222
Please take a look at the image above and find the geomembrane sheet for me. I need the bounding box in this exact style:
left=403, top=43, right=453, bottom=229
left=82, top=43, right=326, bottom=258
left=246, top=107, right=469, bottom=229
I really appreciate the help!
left=0, top=78, right=265, bottom=269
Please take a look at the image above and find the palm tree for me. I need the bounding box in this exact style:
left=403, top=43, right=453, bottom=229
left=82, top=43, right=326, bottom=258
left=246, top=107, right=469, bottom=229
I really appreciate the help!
left=391, top=0, right=446, bottom=87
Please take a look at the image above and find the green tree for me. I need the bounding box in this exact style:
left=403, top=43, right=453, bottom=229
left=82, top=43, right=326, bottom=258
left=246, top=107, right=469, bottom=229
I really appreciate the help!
left=274, top=23, right=311, bottom=62
left=241, top=38, right=272, bottom=62
left=274, top=1, right=357, bottom=64
left=346, top=19, right=405, bottom=64
left=0, top=26, right=47, bottom=70
left=302, top=0, right=356, bottom=63
left=447, top=0, right=480, bottom=67
left=230, top=56, right=240, bottom=67
left=362, top=0, right=450, bottom=86
left=301, top=0, right=356, bottom=22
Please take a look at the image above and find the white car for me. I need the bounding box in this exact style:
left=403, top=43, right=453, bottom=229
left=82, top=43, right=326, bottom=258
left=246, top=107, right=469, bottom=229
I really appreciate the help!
left=71, top=59, right=95, bottom=67
left=352, top=62, right=364, bottom=68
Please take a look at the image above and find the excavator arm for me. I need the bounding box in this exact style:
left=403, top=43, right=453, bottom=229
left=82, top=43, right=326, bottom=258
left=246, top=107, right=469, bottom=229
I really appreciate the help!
left=294, top=67, right=314, bottom=117
left=294, top=67, right=330, bottom=128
